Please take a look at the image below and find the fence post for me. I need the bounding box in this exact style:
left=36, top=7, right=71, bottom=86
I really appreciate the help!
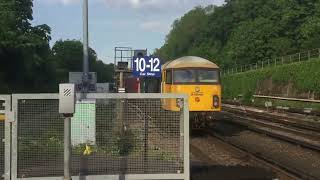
left=268, top=59, right=270, bottom=66
left=298, top=53, right=301, bottom=62
left=275, top=58, right=277, bottom=66
left=308, top=50, right=311, bottom=60
left=64, top=117, right=72, bottom=180
left=256, top=63, right=258, bottom=69
left=262, top=61, right=264, bottom=69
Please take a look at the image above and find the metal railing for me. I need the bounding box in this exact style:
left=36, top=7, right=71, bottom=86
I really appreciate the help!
left=222, top=48, right=320, bottom=75
left=4, top=93, right=189, bottom=180
left=253, top=95, right=320, bottom=103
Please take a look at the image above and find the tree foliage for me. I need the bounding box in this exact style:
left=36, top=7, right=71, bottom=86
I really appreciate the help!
left=155, top=0, right=320, bottom=69
left=0, top=0, right=113, bottom=93
left=52, top=40, right=114, bottom=84
left=0, top=0, right=53, bottom=92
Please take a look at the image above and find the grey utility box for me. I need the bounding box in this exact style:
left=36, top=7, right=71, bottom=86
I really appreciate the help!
left=59, top=83, right=76, bottom=114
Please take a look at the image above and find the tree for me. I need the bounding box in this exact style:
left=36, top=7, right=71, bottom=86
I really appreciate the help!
left=156, top=0, right=320, bottom=69
left=155, top=7, right=211, bottom=61
left=93, top=61, right=114, bottom=83
left=51, top=39, right=113, bottom=83
left=0, top=1, right=114, bottom=93
left=0, top=0, right=53, bottom=93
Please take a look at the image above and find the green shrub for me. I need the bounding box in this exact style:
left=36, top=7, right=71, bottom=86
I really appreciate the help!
left=222, top=59, right=320, bottom=100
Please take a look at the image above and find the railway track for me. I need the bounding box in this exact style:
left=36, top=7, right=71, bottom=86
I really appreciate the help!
left=223, top=104, right=320, bottom=131
left=198, top=129, right=302, bottom=180
left=206, top=104, right=320, bottom=180
left=199, top=124, right=320, bottom=180
left=190, top=132, right=279, bottom=180
left=222, top=105, right=320, bottom=152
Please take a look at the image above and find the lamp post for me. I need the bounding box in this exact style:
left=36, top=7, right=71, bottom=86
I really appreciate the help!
left=82, top=0, right=89, bottom=93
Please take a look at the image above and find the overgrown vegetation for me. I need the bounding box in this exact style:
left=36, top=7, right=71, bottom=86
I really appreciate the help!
left=155, top=0, right=320, bottom=69
left=222, top=59, right=320, bottom=102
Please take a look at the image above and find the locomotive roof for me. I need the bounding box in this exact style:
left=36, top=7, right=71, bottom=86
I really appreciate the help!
left=162, top=56, right=219, bottom=69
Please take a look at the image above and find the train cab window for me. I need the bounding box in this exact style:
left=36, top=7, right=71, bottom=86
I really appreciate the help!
left=173, top=69, right=219, bottom=84
left=166, top=70, right=172, bottom=84
left=198, top=69, right=219, bottom=83
left=173, top=69, right=196, bottom=83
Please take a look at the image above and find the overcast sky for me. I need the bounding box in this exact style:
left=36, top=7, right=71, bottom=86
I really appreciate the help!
left=32, top=0, right=225, bottom=63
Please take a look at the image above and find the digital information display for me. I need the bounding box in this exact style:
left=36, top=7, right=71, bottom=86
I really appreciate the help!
left=132, top=56, right=162, bottom=78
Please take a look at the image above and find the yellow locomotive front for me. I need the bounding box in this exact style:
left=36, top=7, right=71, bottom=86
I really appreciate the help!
left=161, top=56, right=221, bottom=128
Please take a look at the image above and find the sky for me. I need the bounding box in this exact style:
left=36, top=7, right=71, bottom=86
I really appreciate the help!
left=32, top=0, right=225, bottom=63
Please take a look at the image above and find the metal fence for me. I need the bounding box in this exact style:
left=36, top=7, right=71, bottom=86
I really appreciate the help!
left=9, top=93, right=189, bottom=180
left=222, top=48, right=320, bottom=75
left=0, top=96, right=11, bottom=180
left=0, top=100, right=4, bottom=180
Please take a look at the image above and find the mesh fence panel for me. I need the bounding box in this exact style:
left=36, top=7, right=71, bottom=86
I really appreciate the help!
left=17, top=98, right=184, bottom=178
left=17, top=99, right=64, bottom=178
left=71, top=98, right=183, bottom=175
left=0, top=100, right=4, bottom=180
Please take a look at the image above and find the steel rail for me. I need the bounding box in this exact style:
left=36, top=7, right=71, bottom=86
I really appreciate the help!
left=223, top=105, right=320, bottom=132
left=202, top=129, right=320, bottom=180
left=224, top=111, right=320, bottom=139
left=222, top=111, right=320, bottom=152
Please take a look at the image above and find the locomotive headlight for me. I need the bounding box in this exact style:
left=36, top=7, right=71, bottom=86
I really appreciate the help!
left=213, top=95, right=219, bottom=108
